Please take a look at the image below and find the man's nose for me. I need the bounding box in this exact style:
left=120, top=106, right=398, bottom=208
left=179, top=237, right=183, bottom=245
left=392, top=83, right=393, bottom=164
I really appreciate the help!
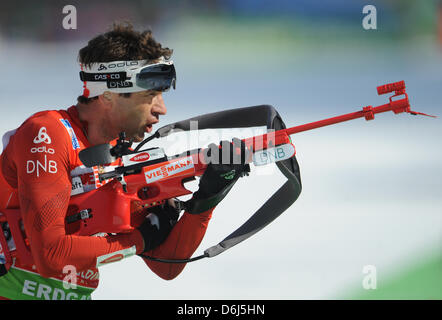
left=153, top=93, right=167, bottom=116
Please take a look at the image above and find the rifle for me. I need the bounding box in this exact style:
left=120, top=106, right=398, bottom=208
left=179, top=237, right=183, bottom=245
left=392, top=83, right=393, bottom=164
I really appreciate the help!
left=0, top=81, right=435, bottom=266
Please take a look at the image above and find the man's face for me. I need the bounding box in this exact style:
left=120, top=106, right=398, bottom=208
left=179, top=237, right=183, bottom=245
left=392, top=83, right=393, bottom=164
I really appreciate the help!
left=111, top=90, right=167, bottom=142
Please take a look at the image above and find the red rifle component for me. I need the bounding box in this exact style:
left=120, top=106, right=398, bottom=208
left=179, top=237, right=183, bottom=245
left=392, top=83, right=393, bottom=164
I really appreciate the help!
left=377, top=80, right=406, bottom=95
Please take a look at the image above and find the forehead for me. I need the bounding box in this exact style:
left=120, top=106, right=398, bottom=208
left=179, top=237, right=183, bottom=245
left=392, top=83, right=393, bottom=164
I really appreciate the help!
left=121, top=91, right=162, bottom=103
left=134, top=90, right=162, bottom=97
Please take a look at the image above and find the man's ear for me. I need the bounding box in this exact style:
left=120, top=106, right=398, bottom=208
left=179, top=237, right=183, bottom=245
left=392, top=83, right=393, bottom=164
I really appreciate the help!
left=98, top=91, right=113, bottom=105
left=103, top=91, right=112, bottom=101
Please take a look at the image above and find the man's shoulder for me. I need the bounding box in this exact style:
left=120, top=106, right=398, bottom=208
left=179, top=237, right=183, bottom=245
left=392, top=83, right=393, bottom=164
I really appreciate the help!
left=22, top=109, right=67, bottom=128
left=17, top=108, right=73, bottom=137
left=9, top=108, right=76, bottom=153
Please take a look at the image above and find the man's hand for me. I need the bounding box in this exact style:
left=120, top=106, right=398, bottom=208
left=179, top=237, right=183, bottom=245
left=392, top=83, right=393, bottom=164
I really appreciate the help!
left=186, top=138, right=251, bottom=214
left=137, top=199, right=181, bottom=253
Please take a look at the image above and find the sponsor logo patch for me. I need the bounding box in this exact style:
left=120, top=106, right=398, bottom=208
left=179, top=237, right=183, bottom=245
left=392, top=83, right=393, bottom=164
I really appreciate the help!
left=144, top=156, right=194, bottom=184
left=96, top=246, right=136, bottom=267
left=252, top=143, right=296, bottom=166
left=31, top=146, right=55, bottom=154
left=33, top=127, right=51, bottom=144
left=130, top=152, right=150, bottom=162
left=60, top=119, right=80, bottom=150
left=71, top=176, right=84, bottom=196
left=122, top=148, right=165, bottom=167
left=107, top=80, right=133, bottom=89
left=26, top=156, right=57, bottom=177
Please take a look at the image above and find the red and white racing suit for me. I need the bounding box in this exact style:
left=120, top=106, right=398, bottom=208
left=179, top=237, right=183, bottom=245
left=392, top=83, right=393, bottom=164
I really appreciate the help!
left=0, top=106, right=213, bottom=300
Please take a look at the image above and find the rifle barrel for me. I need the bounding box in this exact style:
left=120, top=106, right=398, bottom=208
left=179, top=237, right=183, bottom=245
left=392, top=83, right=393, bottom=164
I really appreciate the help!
left=285, top=97, right=410, bottom=136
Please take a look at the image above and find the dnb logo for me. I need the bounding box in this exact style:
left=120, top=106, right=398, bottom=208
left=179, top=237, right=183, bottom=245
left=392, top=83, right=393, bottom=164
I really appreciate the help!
left=27, top=127, right=57, bottom=177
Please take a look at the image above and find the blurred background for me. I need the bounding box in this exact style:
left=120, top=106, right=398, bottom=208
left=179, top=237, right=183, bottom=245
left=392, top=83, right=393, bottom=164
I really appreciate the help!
left=0, top=0, right=440, bottom=299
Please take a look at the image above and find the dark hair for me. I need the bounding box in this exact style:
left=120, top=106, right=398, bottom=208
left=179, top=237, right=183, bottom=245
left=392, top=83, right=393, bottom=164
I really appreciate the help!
left=77, top=21, right=173, bottom=104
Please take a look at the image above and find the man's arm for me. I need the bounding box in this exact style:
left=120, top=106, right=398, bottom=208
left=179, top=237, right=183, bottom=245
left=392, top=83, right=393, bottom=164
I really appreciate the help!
left=142, top=209, right=213, bottom=280
left=142, top=138, right=250, bottom=280
left=14, top=118, right=144, bottom=277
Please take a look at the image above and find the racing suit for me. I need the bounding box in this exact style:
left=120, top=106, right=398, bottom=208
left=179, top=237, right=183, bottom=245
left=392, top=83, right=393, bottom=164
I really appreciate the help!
left=0, top=106, right=213, bottom=300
